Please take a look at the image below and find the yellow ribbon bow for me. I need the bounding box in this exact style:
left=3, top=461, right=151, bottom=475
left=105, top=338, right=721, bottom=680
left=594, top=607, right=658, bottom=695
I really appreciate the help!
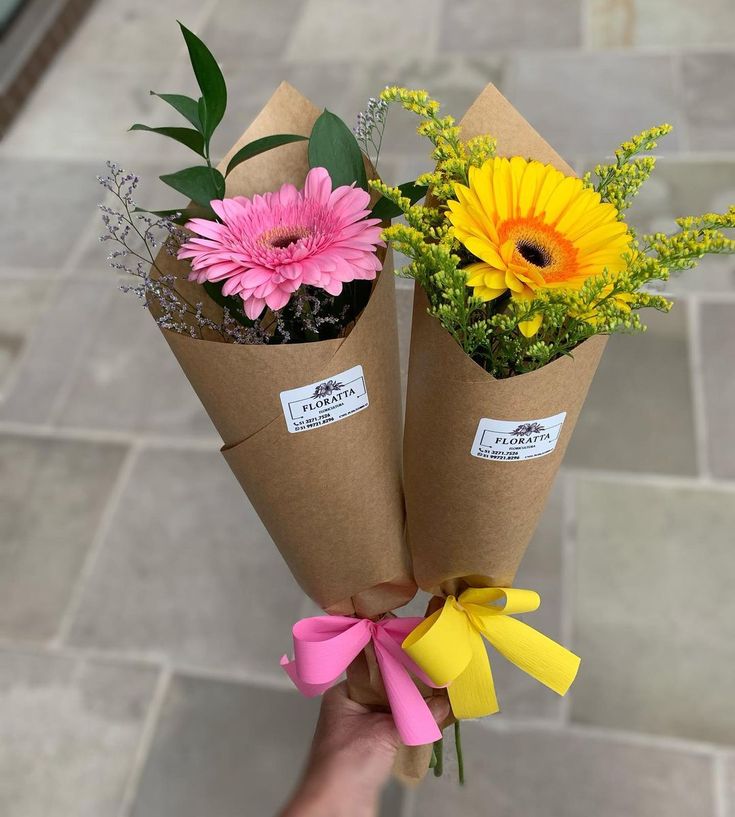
left=402, top=587, right=581, bottom=719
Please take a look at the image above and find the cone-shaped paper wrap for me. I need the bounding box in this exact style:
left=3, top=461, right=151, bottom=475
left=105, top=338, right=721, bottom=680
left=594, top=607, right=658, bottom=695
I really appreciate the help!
left=152, top=83, right=414, bottom=618
left=404, top=85, right=607, bottom=596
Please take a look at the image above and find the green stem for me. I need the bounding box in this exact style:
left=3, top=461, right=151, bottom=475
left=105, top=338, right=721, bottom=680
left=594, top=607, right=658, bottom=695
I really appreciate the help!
left=433, top=737, right=444, bottom=778
left=203, top=141, right=220, bottom=199
left=454, top=721, right=465, bottom=786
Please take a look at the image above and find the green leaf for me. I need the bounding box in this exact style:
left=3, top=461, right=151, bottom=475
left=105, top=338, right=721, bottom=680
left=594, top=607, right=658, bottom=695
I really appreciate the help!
left=159, top=166, right=226, bottom=208
left=226, top=133, right=308, bottom=176
left=178, top=22, right=227, bottom=138
left=202, top=281, right=254, bottom=329
left=129, top=125, right=205, bottom=157
left=149, top=92, right=202, bottom=131
left=308, top=109, right=368, bottom=191
left=371, top=181, right=427, bottom=221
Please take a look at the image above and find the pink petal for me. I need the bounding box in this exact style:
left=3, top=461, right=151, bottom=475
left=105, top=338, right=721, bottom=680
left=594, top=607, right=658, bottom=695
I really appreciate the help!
left=277, top=183, right=299, bottom=208
left=304, top=167, right=332, bottom=205
left=265, top=286, right=292, bottom=312
left=243, top=296, right=266, bottom=319
left=184, top=218, right=230, bottom=241
left=322, top=278, right=343, bottom=296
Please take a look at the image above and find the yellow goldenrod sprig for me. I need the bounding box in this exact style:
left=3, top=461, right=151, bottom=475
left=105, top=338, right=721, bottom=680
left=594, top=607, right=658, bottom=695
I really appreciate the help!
left=371, top=97, right=734, bottom=376
left=379, top=87, right=495, bottom=199
left=585, top=124, right=673, bottom=215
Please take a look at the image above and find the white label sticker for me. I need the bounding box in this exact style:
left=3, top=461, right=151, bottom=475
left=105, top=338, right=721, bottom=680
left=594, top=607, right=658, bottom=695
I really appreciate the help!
left=280, top=365, right=369, bottom=434
left=470, top=412, right=567, bottom=462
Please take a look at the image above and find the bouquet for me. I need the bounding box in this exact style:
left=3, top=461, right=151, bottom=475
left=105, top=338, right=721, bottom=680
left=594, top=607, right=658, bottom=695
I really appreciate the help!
left=100, top=21, right=735, bottom=785
left=366, top=82, right=735, bottom=751
left=99, top=25, right=438, bottom=779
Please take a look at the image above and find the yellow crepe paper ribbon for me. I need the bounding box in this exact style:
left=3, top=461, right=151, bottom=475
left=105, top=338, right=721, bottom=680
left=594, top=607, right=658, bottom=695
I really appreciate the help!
left=402, top=587, right=581, bottom=720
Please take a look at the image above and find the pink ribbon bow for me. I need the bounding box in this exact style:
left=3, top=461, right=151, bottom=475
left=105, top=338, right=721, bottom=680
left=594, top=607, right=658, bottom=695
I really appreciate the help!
left=281, top=615, right=442, bottom=746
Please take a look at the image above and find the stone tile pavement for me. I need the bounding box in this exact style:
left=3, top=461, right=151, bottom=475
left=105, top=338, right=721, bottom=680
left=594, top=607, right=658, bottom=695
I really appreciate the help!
left=1, top=0, right=734, bottom=815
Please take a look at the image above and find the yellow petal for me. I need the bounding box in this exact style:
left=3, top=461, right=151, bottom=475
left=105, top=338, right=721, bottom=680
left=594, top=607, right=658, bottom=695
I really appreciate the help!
left=565, top=201, right=619, bottom=241
left=519, top=312, right=543, bottom=337
left=492, top=158, right=512, bottom=222
left=506, top=269, right=526, bottom=293
left=483, top=269, right=507, bottom=289
left=464, top=262, right=493, bottom=287
left=574, top=220, right=629, bottom=252
left=516, top=265, right=545, bottom=287
left=473, top=285, right=507, bottom=301
left=499, top=239, right=517, bottom=265
left=469, top=164, right=501, bottom=246
left=463, top=236, right=506, bottom=268
left=517, top=161, right=542, bottom=218
left=531, top=165, right=567, bottom=219
left=543, top=176, right=585, bottom=225
left=451, top=188, right=501, bottom=244
left=510, top=156, right=528, bottom=219
left=555, top=189, right=603, bottom=234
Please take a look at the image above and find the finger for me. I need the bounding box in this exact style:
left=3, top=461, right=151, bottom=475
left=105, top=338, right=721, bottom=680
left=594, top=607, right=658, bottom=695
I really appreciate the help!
left=322, top=682, right=370, bottom=715
left=428, top=695, right=451, bottom=725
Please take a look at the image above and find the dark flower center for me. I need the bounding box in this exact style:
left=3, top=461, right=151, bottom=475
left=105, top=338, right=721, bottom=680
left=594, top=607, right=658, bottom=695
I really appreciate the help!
left=270, top=233, right=303, bottom=248
left=261, top=225, right=310, bottom=249
left=516, top=240, right=551, bottom=267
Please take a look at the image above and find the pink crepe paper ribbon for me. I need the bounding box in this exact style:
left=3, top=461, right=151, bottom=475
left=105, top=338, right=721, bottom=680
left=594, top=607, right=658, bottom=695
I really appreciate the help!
left=281, top=615, right=442, bottom=746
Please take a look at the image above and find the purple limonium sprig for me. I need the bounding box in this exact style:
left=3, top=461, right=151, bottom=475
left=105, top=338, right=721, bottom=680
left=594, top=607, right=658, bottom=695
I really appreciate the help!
left=97, top=161, right=268, bottom=344
left=354, top=96, right=389, bottom=166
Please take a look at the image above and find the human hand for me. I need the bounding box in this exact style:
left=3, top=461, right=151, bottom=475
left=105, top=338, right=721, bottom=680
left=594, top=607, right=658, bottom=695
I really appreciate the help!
left=279, top=682, right=450, bottom=817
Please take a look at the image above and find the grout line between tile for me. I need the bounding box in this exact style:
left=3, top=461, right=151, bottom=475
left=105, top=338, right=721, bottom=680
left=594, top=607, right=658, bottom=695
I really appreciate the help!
left=53, top=442, right=142, bottom=646
left=714, top=750, right=731, bottom=817
left=579, top=0, right=592, bottom=52
left=691, top=291, right=735, bottom=303
left=687, top=296, right=712, bottom=479
left=562, top=466, right=734, bottom=491
left=0, top=420, right=219, bottom=449
left=0, top=637, right=294, bottom=691
left=477, top=716, right=728, bottom=757
left=171, top=662, right=294, bottom=692
left=117, top=666, right=172, bottom=817
left=423, top=0, right=443, bottom=57
left=654, top=289, right=735, bottom=303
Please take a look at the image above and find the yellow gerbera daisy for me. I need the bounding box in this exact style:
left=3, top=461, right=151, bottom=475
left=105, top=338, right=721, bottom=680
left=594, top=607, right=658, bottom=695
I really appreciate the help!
left=447, top=157, right=631, bottom=336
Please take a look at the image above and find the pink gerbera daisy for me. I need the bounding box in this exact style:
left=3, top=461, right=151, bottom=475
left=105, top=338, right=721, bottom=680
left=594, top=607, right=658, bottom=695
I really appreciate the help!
left=177, top=167, right=384, bottom=319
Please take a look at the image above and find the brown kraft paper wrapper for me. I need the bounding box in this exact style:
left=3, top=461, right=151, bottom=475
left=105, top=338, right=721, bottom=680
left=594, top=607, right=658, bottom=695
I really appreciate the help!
left=152, top=82, right=414, bottom=618
left=150, top=83, right=429, bottom=775
left=404, top=84, right=607, bottom=596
